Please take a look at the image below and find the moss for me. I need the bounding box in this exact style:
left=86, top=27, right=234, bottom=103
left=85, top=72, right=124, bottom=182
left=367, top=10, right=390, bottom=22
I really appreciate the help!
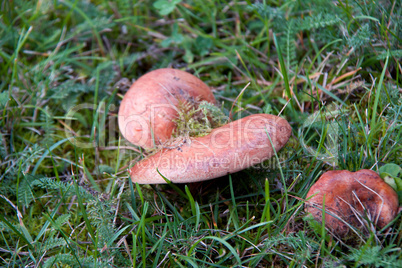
left=173, top=99, right=228, bottom=139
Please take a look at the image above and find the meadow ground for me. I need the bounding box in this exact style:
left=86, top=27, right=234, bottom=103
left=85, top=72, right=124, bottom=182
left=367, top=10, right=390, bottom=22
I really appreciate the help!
left=0, top=0, right=401, bottom=267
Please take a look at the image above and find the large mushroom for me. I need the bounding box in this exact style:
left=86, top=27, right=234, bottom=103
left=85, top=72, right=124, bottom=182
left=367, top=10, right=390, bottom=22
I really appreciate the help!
left=118, top=68, right=292, bottom=184
left=130, top=113, right=292, bottom=184
left=118, top=68, right=216, bottom=149
left=305, top=169, right=399, bottom=237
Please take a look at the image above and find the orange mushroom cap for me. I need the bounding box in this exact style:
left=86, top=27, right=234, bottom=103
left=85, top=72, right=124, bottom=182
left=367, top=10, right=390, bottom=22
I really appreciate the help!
left=306, top=169, right=399, bottom=237
left=118, top=68, right=216, bottom=149
left=129, top=113, right=292, bottom=184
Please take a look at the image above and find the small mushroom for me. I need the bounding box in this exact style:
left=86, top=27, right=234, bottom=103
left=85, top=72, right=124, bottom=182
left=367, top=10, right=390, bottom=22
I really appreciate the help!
left=305, top=169, right=399, bottom=237
left=129, top=114, right=292, bottom=184
left=118, top=68, right=216, bottom=149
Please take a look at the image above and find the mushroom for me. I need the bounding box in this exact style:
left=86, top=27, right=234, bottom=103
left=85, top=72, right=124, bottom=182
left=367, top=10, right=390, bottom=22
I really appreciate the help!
left=130, top=113, right=292, bottom=184
left=118, top=68, right=292, bottom=184
left=305, top=169, right=399, bottom=237
left=118, top=68, right=216, bottom=149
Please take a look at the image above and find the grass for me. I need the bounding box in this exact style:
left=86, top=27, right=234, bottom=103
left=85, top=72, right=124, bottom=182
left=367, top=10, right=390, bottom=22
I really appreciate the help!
left=1, top=0, right=401, bottom=267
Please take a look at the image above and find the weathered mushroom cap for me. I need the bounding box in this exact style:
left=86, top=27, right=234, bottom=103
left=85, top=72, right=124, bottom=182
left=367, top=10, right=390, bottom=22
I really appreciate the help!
left=129, top=113, right=292, bottom=184
left=305, top=169, right=399, bottom=236
left=118, top=68, right=216, bottom=149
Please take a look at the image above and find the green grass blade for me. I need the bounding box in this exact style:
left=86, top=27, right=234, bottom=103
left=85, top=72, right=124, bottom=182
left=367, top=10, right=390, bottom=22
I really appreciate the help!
left=273, top=33, right=292, bottom=102
left=370, top=52, right=389, bottom=130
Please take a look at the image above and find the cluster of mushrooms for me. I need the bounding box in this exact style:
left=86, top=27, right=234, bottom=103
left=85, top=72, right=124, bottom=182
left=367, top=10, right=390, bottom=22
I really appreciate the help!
left=118, top=68, right=399, bottom=238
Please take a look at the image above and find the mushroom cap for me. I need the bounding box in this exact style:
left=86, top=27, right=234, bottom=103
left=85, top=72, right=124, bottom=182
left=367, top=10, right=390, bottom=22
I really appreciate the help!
left=305, top=169, right=399, bottom=236
left=118, top=68, right=216, bottom=149
left=129, top=113, right=292, bottom=184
